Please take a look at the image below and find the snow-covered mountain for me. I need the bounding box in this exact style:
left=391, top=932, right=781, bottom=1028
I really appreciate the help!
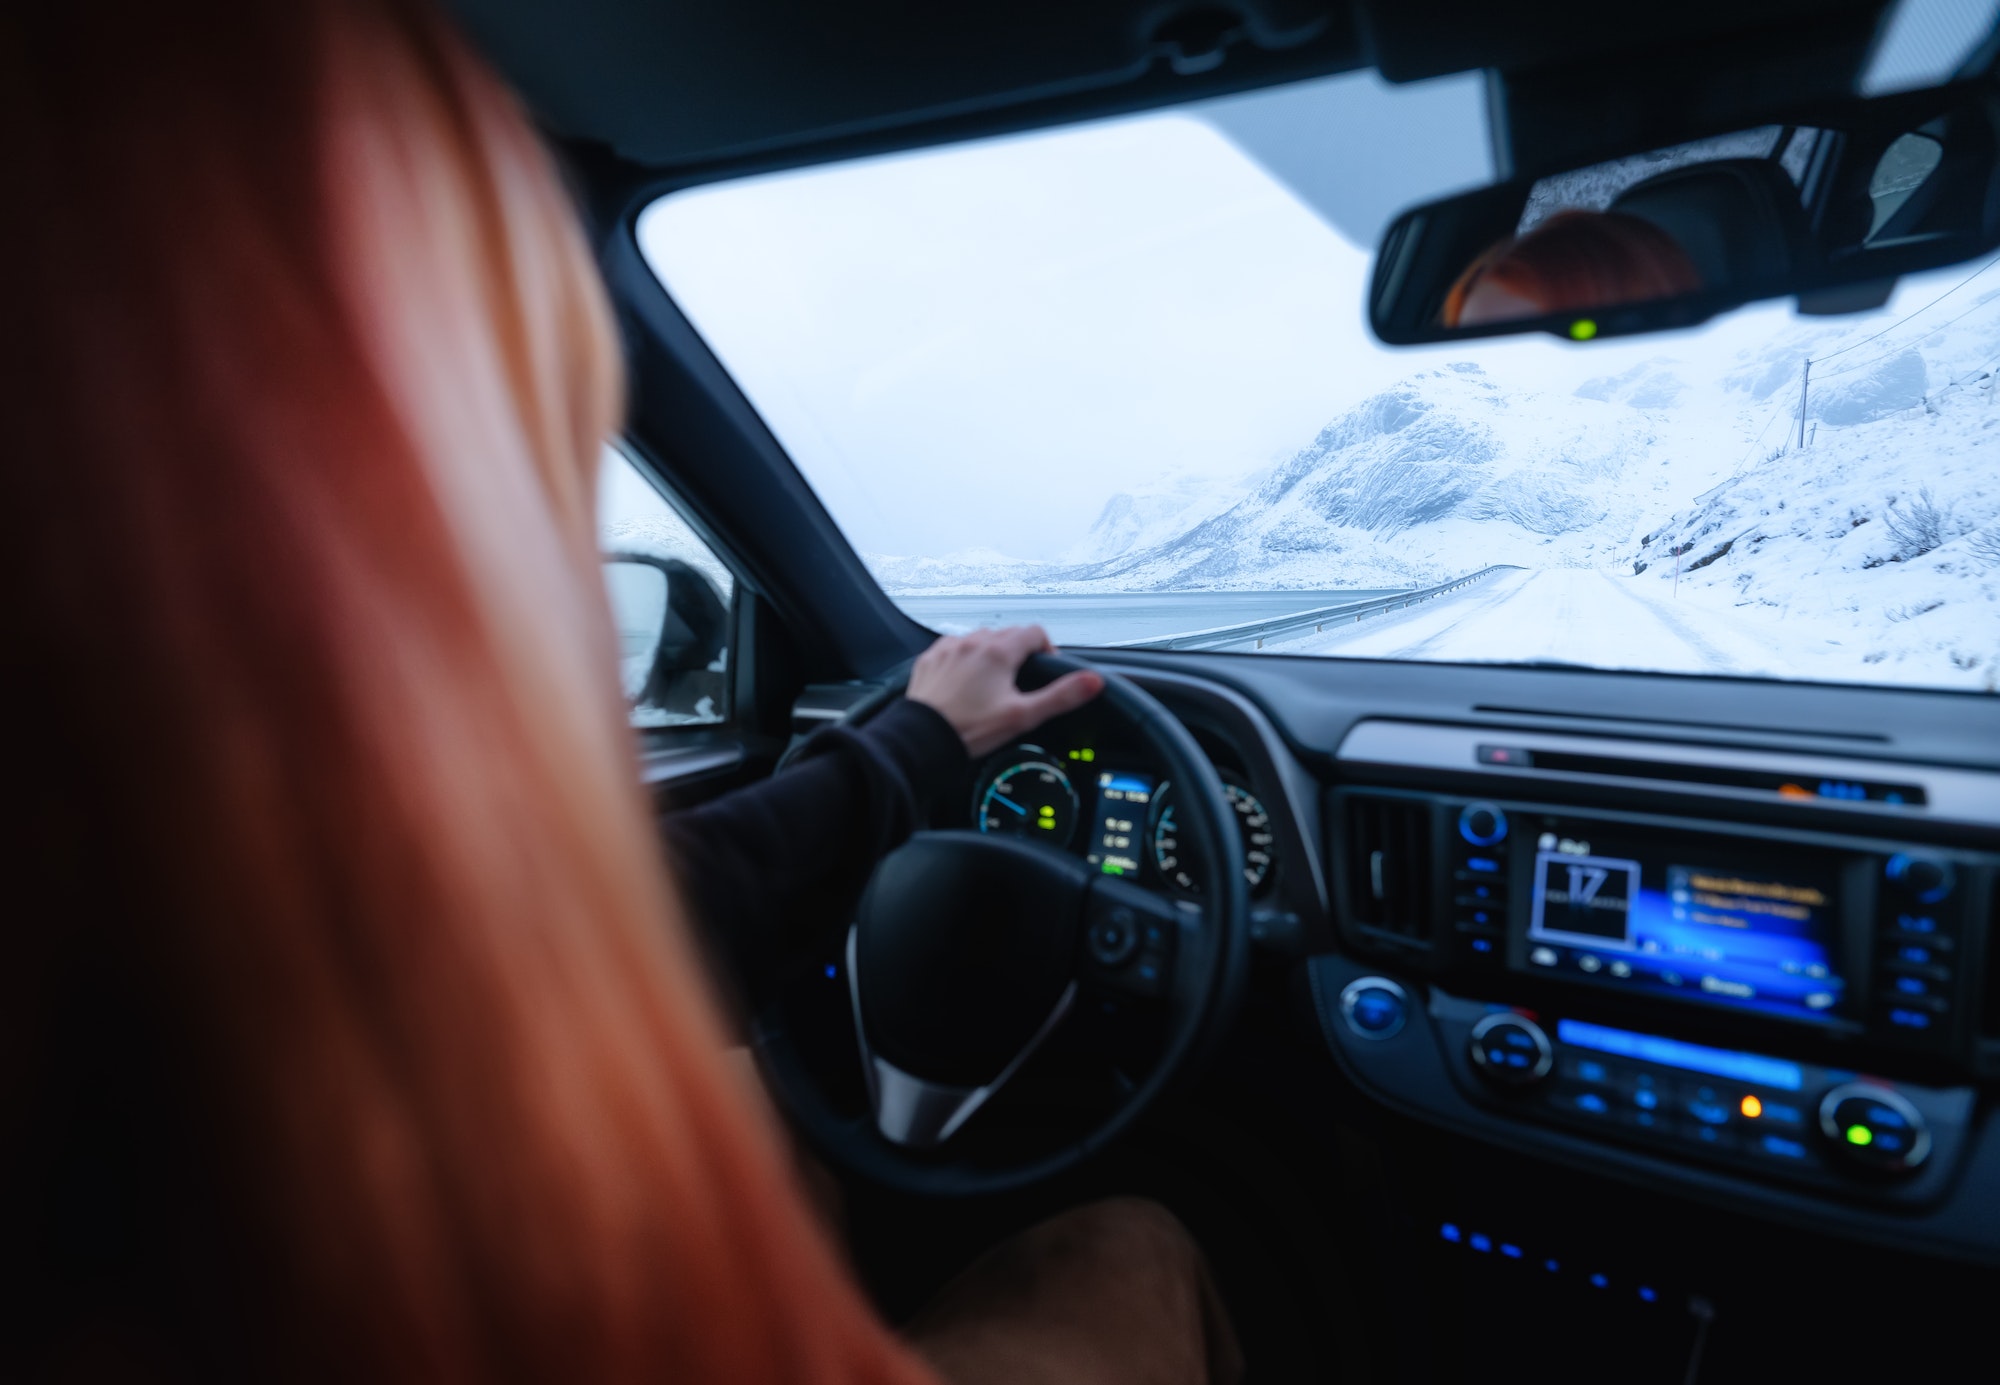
left=1061, top=467, right=1266, bottom=565
left=862, top=289, right=2000, bottom=688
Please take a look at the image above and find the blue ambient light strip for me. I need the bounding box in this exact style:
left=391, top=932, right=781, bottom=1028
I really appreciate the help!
left=1555, top=1019, right=1804, bottom=1091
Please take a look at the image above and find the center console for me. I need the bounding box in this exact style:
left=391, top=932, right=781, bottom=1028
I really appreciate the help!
left=1317, top=782, right=2000, bottom=1249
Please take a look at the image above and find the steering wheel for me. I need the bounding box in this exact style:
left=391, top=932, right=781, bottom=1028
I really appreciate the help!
left=753, top=653, right=1249, bottom=1196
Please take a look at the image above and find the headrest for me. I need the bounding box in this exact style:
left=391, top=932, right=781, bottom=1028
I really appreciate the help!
left=1610, top=158, right=1811, bottom=291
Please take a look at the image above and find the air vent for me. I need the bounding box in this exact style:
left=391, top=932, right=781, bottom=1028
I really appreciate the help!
left=1346, top=795, right=1434, bottom=946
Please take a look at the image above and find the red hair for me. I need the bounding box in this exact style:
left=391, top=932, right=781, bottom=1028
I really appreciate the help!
left=1441, top=209, right=1702, bottom=327
left=0, top=3, right=934, bottom=1381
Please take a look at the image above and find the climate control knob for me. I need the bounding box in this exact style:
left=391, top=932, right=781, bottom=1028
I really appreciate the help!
left=1469, top=1013, right=1553, bottom=1085
left=1819, top=1083, right=1930, bottom=1173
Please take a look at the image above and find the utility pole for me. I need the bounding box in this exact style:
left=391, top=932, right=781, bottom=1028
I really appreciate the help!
left=1798, top=357, right=1812, bottom=450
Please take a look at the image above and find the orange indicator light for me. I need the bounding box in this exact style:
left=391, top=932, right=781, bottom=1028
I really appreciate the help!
left=1740, top=1095, right=1763, bottom=1119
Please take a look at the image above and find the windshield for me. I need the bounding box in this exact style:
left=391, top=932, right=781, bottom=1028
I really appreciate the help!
left=640, top=74, right=1999, bottom=695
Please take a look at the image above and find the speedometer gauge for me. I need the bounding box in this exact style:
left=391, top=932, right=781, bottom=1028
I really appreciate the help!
left=976, top=752, right=1079, bottom=846
left=1151, top=780, right=1276, bottom=896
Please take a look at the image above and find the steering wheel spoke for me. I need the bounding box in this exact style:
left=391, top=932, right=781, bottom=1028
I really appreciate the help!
left=846, top=924, right=1079, bottom=1148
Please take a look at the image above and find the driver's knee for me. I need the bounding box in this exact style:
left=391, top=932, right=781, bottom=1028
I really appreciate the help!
left=906, top=1197, right=1244, bottom=1385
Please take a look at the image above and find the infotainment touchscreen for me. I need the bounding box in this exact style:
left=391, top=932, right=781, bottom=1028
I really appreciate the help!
left=1523, top=823, right=1847, bottom=1025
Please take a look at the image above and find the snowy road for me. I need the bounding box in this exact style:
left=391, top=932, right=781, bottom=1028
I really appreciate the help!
left=1280, top=568, right=1795, bottom=678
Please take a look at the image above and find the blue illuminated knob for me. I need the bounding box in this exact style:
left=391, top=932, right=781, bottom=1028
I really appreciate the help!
left=1885, top=854, right=1954, bottom=905
left=1458, top=802, right=1509, bottom=848
left=1339, top=977, right=1409, bottom=1041
left=1469, top=1012, right=1552, bottom=1085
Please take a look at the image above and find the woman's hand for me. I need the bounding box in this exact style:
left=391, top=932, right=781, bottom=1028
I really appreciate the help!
left=907, top=626, right=1105, bottom=759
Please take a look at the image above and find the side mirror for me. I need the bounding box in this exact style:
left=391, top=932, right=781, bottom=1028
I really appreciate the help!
left=1370, top=83, right=2000, bottom=345
left=602, top=554, right=729, bottom=724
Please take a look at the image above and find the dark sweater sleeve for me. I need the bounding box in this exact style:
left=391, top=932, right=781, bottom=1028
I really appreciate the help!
left=661, top=698, right=971, bottom=989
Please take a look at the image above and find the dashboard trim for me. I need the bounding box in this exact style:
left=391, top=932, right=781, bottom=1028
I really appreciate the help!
left=1337, top=719, right=2000, bottom=828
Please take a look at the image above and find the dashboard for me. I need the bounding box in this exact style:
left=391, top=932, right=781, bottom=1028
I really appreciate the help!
left=877, top=656, right=2000, bottom=1267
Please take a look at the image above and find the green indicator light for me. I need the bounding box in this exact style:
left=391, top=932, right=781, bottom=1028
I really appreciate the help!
left=1569, top=318, right=1598, bottom=341
left=1102, top=863, right=1124, bottom=875
left=1846, top=1124, right=1874, bottom=1147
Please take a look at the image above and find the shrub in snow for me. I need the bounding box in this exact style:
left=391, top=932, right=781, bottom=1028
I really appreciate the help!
left=1967, top=526, right=2000, bottom=569
left=1882, top=487, right=1953, bottom=559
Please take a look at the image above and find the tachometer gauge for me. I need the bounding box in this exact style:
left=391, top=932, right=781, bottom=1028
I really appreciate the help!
left=1151, top=780, right=1277, bottom=896
left=976, top=752, right=1079, bottom=846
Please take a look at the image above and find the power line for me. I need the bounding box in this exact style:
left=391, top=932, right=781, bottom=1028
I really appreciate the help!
left=1813, top=283, right=2000, bottom=380
left=1809, top=250, right=2000, bottom=367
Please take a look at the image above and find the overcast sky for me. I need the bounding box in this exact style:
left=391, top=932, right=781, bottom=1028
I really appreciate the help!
left=638, top=71, right=1893, bottom=561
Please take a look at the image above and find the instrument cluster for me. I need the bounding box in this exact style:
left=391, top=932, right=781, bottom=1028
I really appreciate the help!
left=971, top=740, right=1276, bottom=899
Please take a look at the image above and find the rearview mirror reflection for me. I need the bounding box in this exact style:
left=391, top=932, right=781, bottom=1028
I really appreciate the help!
left=1371, top=84, right=2000, bottom=345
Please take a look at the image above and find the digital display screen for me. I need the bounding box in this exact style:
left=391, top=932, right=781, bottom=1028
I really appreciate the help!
left=1085, top=770, right=1152, bottom=877
left=1523, top=826, right=1847, bottom=1025
left=1555, top=1019, right=1804, bottom=1090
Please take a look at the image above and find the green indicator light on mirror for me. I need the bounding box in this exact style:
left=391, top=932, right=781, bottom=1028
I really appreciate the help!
left=1569, top=318, right=1598, bottom=341
left=1846, top=1124, right=1874, bottom=1147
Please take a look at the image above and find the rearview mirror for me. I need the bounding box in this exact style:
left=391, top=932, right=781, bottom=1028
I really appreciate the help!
left=602, top=554, right=729, bottom=724
left=1370, top=83, right=2000, bottom=345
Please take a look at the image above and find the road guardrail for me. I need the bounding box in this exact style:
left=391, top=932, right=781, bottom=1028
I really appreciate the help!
left=1109, top=565, right=1526, bottom=653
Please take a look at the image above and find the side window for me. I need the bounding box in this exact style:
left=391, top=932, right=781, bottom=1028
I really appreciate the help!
left=596, top=443, right=735, bottom=729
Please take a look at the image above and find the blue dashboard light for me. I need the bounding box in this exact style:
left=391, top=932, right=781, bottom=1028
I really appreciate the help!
left=1556, top=1019, right=1804, bottom=1091
left=1638, top=1286, right=1658, bottom=1303
left=1501, top=1243, right=1523, bottom=1259
left=1590, top=1273, right=1608, bottom=1289
left=1469, top=1233, right=1492, bottom=1253
left=824, top=963, right=838, bottom=980
left=1440, top=1223, right=1462, bottom=1243
left=1544, top=1259, right=1560, bottom=1273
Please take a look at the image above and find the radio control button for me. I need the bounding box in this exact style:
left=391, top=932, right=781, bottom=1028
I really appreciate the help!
left=1458, top=802, right=1508, bottom=848
left=1469, top=1013, right=1552, bottom=1085
left=1819, top=1084, right=1930, bottom=1172
left=1882, top=1005, right=1939, bottom=1032
left=1885, top=854, right=1954, bottom=905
